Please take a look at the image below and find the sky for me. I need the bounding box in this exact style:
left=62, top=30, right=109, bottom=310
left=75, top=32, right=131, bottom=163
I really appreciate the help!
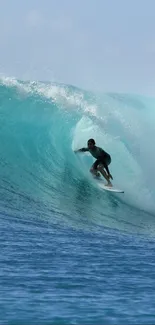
left=0, top=0, right=155, bottom=95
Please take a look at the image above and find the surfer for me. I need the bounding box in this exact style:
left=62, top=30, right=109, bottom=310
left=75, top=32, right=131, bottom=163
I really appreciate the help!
left=75, top=138, right=113, bottom=187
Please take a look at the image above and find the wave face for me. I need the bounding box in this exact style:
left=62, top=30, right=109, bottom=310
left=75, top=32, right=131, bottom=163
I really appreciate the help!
left=0, top=77, right=155, bottom=233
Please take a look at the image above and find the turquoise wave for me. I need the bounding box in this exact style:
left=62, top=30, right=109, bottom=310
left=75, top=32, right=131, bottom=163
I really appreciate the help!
left=0, top=77, right=155, bottom=231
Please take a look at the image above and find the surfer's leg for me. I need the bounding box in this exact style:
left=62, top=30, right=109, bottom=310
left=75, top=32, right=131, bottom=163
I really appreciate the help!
left=90, top=167, right=100, bottom=177
left=90, top=160, right=100, bottom=177
left=97, top=164, right=112, bottom=187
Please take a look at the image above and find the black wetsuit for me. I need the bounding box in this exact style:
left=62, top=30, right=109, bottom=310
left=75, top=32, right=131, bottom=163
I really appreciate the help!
left=80, top=146, right=111, bottom=175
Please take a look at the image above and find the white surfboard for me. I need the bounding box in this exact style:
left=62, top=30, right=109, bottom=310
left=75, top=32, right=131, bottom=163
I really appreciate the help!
left=94, top=178, right=124, bottom=193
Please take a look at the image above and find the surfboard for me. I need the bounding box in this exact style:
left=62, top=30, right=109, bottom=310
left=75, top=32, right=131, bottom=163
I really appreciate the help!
left=94, top=177, right=124, bottom=193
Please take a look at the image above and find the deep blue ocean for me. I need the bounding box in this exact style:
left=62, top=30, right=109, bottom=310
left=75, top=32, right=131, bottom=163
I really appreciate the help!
left=1, top=77, right=155, bottom=324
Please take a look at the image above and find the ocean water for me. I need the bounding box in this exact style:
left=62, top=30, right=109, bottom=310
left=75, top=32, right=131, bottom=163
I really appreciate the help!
left=1, top=77, right=155, bottom=324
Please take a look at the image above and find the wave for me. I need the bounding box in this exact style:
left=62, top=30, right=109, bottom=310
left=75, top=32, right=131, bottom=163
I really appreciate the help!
left=0, top=76, right=155, bottom=234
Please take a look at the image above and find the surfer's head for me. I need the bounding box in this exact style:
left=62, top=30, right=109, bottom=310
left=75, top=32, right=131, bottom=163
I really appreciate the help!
left=88, top=138, right=95, bottom=149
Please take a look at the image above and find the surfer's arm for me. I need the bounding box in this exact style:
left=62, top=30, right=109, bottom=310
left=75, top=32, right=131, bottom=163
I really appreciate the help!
left=75, top=147, right=89, bottom=153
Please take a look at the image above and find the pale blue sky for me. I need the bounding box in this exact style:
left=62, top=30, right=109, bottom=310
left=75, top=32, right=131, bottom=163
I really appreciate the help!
left=0, top=0, right=155, bottom=94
